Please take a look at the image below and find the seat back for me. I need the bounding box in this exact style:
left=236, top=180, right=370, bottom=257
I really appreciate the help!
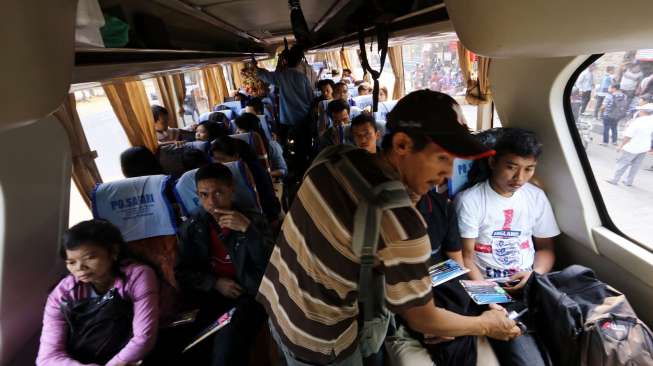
left=230, top=132, right=271, bottom=172
left=92, top=175, right=177, bottom=241
left=447, top=158, right=473, bottom=198
left=353, top=94, right=373, bottom=110
left=215, top=101, right=243, bottom=116
left=174, top=161, right=261, bottom=216
left=91, top=175, right=179, bottom=289
left=374, top=100, right=398, bottom=122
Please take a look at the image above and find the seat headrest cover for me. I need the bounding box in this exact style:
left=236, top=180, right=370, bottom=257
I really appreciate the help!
left=353, top=94, right=373, bottom=110
left=374, top=100, right=398, bottom=122
left=215, top=101, right=242, bottom=116
left=173, top=161, right=261, bottom=216
left=92, top=175, right=176, bottom=242
left=447, top=158, right=473, bottom=198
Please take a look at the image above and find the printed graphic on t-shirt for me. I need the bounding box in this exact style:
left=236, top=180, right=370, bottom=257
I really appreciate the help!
left=476, top=208, right=534, bottom=279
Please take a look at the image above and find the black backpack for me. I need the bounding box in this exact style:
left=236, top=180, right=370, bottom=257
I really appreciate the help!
left=61, top=288, right=134, bottom=364
left=607, top=92, right=629, bottom=120
left=524, top=265, right=653, bottom=366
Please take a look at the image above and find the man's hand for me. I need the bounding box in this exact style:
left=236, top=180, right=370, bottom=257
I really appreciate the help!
left=479, top=304, right=521, bottom=341
left=504, top=271, right=532, bottom=292
left=214, top=208, right=251, bottom=232
left=215, top=278, right=243, bottom=299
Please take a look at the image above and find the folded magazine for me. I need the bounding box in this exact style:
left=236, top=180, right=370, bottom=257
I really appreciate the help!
left=459, top=280, right=514, bottom=305
left=183, top=307, right=236, bottom=352
left=429, top=259, right=470, bottom=287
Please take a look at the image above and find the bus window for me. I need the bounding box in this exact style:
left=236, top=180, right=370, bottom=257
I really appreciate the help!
left=69, top=179, right=92, bottom=227
left=402, top=36, right=479, bottom=129
left=74, top=88, right=131, bottom=182
left=568, top=50, right=653, bottom=248
left=183, top=70, right=210, bottom=124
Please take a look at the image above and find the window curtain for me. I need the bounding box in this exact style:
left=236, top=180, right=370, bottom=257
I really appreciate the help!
left=326, top=51, right=341, bottom=73
left=154, top=75, right=179, bottom=127
left=54, top=93, right=102, bottom=206
left=201, top=66, right=222, bottom=110
left=215, top=66, right=230, bottom=104
left=171, top=73, right=186, bottom=124
left=340, top=47, right=352, bottom=71
left=103, top=79, right=159, bottom=152
left=388, top=46, right=405, bottom=100
left=231, top=62, right=244, bottom=90
left=457, top=41, right=492, bottom=105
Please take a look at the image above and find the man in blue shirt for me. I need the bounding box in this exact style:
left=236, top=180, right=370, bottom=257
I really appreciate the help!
left=254, top=46, right=315, bottom=173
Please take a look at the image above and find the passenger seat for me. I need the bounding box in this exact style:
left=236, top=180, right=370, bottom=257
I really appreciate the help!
left=91, top=175, right=180, bottom=319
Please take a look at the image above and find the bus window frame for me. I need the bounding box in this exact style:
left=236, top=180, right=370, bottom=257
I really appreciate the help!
left=563, top=53, right=650, bottom=251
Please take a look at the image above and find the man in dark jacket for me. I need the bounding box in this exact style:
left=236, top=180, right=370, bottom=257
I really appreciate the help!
left=175, top=163, right=273, bottom=366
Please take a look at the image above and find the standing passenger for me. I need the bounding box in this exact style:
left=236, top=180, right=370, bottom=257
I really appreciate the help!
left=257, top=90, right=521, bottom=366
left=606, top=104, right=653, bottom=187
left=253, top=46, right=314, bottom=172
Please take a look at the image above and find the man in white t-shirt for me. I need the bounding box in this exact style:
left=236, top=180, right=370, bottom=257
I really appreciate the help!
left=607, top=105, right=653, bottom=187
left=455, top=129, right=560, bottom=366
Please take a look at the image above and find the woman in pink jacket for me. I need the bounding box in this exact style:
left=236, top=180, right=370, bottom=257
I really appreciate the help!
left=37, top=220, right=159, bottom=366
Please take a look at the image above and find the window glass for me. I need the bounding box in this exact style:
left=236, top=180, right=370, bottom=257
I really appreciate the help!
left=73, top=88, right=130, bottom=182
left=402, top=36, right=478, bottom=129
left=142, top=78, right=160, bottom=106
left=69, top=180, right=92, bottom=227
left=183, top=71, right=210, bottom=123
left=568, top=50, right=653, bottom=248
left=349, top=46, right=396, bottom=99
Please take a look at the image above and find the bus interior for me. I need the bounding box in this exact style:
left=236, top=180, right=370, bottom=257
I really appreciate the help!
left=2, top=0, right=653, bottom=364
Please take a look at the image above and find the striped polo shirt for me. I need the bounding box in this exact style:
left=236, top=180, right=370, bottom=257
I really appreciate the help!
left=256, top=149, right=433, bottom=364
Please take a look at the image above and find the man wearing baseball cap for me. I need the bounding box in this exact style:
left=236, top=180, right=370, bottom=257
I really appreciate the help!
left=257, top=90, right=521, bottom=366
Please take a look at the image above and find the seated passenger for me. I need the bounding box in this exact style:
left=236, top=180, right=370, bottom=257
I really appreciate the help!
left=350, top=113, right=381, bottom=154
left=195, top=121, right=225, bottom=142
left=379, top=85, right=389, bottom=102
left=358, top=82, right=373, bottom=96
left=314, top=79, right=336, bottom=134
left=455, top=128, right=560, bottom=366
left=153, top=105, right=195, bottom=146
left=210, top=136, right=281, bottom=224
left=235, top=112, right=287, bottom=180
left=244, top=97, right=273, bottom=142
left=121, top=146, right=164, bottom=178
left=341, top=68, right=354, bottom=84
left=334, top=81, right=356, bottom=107
left=175, top=164, right=272, bottom=366
left=182, top=148, right=210, bottom=172
left=37, top=220, right=159, bottom=366
left=208, top=111, right=236, bottom=135
left=318, top=99, right=351, bottom=151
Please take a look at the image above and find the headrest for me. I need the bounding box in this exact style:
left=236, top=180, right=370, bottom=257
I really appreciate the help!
left=374, top=100, right=398, bottom=122
left=348, top=86, right=359, bottom=97
left=447, top=158, right=473, bottom=198
left=215, top=101, right=242, bottom=116
left=350, top=106, right=363, bottom=120
left=173, top=161, right=261, bottom=216
left=352, top=94, right=373, bottom=110
left=92, top=175, right=177, bottom=242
